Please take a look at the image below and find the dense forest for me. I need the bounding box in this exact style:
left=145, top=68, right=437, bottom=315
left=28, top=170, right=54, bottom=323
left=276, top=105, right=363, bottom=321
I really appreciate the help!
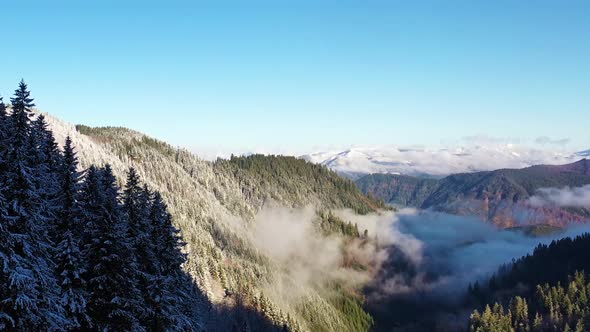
left=466, top=234, right=590, bottom=331
left=4, top=80, right=590, bottom=332
left=0, top=81, right=199, bottom=331
left=217, top=154, right=389, bottom=214
left=468, top=234, right=590, bottom=306
left=70, top=123, right=392, bottom=331
left=1, top=81, right=391, bottom=332
left=470, top=271, right=589, bottom=331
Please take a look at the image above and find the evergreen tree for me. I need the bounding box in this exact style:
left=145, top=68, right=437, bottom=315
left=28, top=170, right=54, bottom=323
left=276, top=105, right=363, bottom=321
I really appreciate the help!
left=32, top=114, right=62, bottom=176
left=82, top=165, right=143, bottom=331
left=0, top=82, right=206, bottom=331
left=54, top=136, right=89, bottom=329
left=0, top=81, right=66, bottom=330
left=123, top=168, right=153, bottom=324
left=0, top=189, right=17, bottom=330
left=30, top=114, right=62, bottom=238
left=0, top=96, right=8, bottom=152
left=0, top=96, right=9, bottom=178
left=0, top=96, right=6, bottom=118
left=147, top=190, right=194, bottom=330
left=58, top=137, right=83, bottom=237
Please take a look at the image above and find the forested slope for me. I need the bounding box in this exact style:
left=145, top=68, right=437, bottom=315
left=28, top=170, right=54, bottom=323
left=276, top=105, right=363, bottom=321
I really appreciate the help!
left=51, top=113, right=388, bottom=330
left=0, top=82, right=201, bottom=331
left=357, top=162, right=590, bottom=227
left=468, top=234, right=590, bottom=332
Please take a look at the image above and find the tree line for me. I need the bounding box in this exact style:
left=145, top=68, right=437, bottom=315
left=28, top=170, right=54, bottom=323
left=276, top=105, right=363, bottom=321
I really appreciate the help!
left=469, top=271, right=588, bottom=332
left=0, top=81, right=198, bottom=331
left=466, top=233, right=590, bottom=331
left=467, top=233, right=590, bottom=307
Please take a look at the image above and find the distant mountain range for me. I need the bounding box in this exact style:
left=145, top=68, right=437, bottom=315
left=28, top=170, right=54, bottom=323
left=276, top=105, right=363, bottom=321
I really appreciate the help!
left=303, top=145, right=589, bottom=179
left=356, top=159, right=590, bottom=227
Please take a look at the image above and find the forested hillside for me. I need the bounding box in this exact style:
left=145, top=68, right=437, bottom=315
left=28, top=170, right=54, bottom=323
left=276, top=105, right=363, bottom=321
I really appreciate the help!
left=20, top=85, right=390, bottom=330
left=468, top=233, right=590, bottom=308
left=0, top=82, right=200, bottom=331
left=357, top=162, right=590, bottom=227
left=470, top=272, right=589, bottom=332
left=355, top=173, right=439, bottom=207
left=467, top=234, right=590, bottom=331
left=217, top=154, right=388, bottom=214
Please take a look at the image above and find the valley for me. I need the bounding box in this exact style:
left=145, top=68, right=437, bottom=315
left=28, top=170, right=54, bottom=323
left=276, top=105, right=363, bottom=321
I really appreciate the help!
left=1, top=83, right=589, bottom=332
left=4, top=3, right=588, bottom=331
left=356, top=160, right=590, bottom=228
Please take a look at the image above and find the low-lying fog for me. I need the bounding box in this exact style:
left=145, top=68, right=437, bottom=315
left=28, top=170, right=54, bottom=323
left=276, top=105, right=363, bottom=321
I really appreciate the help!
left=372, top=209, right=590, bottom=297
left=249, top=203, right=590, bottom=330
left=364, top=209, right=590, bottom=330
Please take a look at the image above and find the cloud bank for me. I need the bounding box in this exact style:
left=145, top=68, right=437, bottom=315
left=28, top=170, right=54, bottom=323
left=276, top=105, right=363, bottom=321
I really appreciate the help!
left=251, top=206, right=397, bottom=303
left=528, top=185, right=590, bottom=208
left=250, top=206, right=590, bottom=301
left=247, top=204, right=590, bottom=330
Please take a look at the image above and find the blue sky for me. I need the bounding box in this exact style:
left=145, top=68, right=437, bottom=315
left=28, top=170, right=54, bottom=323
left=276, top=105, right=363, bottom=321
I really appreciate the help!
left=1, top=1, right=589, bottom=156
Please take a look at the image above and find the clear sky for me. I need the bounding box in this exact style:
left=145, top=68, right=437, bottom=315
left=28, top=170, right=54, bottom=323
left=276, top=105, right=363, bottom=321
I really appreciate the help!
left=1, top=1, right=589, bottom=157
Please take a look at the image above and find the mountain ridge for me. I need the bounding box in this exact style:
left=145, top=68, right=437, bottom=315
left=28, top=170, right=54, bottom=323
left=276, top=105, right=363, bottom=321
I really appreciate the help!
left=304, top=145, right=588, bottom=179
left=42, top=113, right=386, bottom=331
left=357, top=159, right=590, bottom=228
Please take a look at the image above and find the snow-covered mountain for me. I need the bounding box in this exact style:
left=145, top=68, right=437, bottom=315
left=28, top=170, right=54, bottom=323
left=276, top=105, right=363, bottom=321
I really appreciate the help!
left=40, top=112, right=384, bottom=332
left=303, top=145, right=588, bottom=179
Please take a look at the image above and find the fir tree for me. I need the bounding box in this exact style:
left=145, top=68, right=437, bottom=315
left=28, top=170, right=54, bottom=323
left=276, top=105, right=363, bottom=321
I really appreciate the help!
left=147, top=190, right=193, bottom=330
left=30, top=114, right=62, bottom=238
left=0, top=96, right=9, bottom=178
left=82, top=165, right=143, bottom=331
left=0, top=96, right=6, bottom=118
left=0, top=80, right=66, bottom=330
left=33, top=114, right=62, bottom=175
left=0, top=96, right=8, bottom=151
left=123, top=168, right=154, bottom=324
left=54, top=136, right=89, bottom=329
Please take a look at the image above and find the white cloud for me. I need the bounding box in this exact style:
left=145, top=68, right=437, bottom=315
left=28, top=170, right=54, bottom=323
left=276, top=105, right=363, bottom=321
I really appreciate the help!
left=529, top=185, right=590, bottom=208
left=535, top=136, right=571, bottom=146
left=303, top=144, right=583, bottom=178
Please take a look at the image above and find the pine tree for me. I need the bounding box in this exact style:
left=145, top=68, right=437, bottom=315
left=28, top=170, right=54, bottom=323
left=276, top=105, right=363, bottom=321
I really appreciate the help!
left=0, top=96, right=9, bottom=179
left=0, top=96, right=8, bottom=153
left=0, top=81, right=66, bottom=330
left=123, top=168, right=153, bottom=325
left=147, top=190, right=194, bottom=330
left=82, top=165, right=143, bottom=331
left=58, top=137, right=83, bottom=238
left=0, top=95, right=6, bottom=118
left=54, top=136, right=89, bottom=329
left=32, top=114, right=61, bottom=170
left=30, top=114, right=62, bottom=239
left=0, top=189, right=17, bottom=330
left=9, top=80, right=35, bottom=146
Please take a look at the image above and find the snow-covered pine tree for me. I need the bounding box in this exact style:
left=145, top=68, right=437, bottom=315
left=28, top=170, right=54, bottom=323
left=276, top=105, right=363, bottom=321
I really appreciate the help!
left=32, top=114, right=62, bottom=174
left=54, top=136, right=89, bottom=329
left=147, top=190, right=194, bottom=330
left=0, top=96, right=6, bottom=117
left=0, top=188, right=17, bottom=330
left=0, top=96, right=9, bottom=176
left=81, top=165, right=143, bottom=331
left=0, top=80, right=66, bottom=330
left=122, top=168, right=154, bottom=324
left=30, top=114, right=63, bottom=239
left=0, top=96, right=7, bottom=146
left=59, top=136, right=84, bottom=238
